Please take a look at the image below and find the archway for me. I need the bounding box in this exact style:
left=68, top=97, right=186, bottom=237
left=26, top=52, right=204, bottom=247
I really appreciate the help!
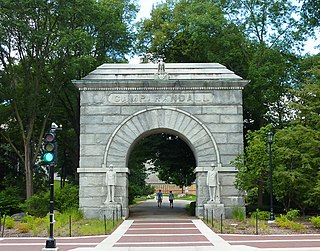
left=101, top=107, right=219, bottom=218
left=74, top=63, right=248, bottom=219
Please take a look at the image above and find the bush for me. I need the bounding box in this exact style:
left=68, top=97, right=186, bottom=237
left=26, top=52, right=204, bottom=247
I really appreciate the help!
left=187, top=201, right=196, bottom=216
left=24, top=192, right=49, bottom=217
left=128, top=184, right=154, bottom=205
left=4, top=216, right=15, bottom=229
left=286, top=209, right=300, bottom=221
left=17, top=223, right=31, bottom=233
left=275, top=214, right=305, bottom=231
left=251, top=210, right=270, bottom=221
left=55, top=184, right=79, bottom=212
left=24, top=183, right=79, bottom=217
left=310, top=216, right=320, bottom=228
left=232, top=207, right=245, bottom=221
left=0, top=187, right=23, bottom=215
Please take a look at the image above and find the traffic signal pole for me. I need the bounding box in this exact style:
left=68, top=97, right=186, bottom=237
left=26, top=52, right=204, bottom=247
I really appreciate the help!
left=42, top=122, right=61, bottom=251
left=45, top=162, right=56, bottom=249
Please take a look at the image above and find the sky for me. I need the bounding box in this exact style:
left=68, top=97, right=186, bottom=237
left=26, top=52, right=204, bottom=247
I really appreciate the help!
left=136, top=0, right=162, bottom=21
left=130, top=0, right=319, bottom=63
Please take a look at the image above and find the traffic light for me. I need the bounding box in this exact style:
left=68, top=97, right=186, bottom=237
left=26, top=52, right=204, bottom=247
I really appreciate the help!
left=42, top=132, right=56, bottom=164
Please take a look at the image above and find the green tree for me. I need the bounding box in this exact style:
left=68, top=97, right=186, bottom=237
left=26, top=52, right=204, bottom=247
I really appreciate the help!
left=301, top=0, right=320, bottom=31
left=273, top=126, right=320, bottom=212
left=232, top=126, right=272, bottom=208
left=0, top=0, right=138, bottom=198
left=136, top=0, right=304, bottom=132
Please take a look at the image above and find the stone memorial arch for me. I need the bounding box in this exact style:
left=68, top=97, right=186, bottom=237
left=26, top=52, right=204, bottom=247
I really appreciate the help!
left=73, top=63, right=249, bottom=219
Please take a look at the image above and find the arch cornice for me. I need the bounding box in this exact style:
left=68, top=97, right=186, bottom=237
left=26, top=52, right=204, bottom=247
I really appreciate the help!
left=102, top=107, right=220, bottom=169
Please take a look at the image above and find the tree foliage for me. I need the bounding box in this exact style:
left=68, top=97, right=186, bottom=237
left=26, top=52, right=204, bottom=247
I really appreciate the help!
left=234, top=57, right=320, bottom=212
left=136, top=0, right=305, bottom=133
left=273, top=126, right=320, bottom=212
left=0, top=0, right=138, bottom=198
left=232, top=125, right=272, bottom=208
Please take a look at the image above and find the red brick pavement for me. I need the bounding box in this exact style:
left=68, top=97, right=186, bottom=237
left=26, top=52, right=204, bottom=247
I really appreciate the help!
left=113, top=219, right=214, bottom=248
left=220, top=234, right=320, bottom=249
left=0, top=236, right=105, bottom=251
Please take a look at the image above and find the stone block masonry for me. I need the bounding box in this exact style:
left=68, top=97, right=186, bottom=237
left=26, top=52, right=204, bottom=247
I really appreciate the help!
left=73, top=63, right=249, bottom=219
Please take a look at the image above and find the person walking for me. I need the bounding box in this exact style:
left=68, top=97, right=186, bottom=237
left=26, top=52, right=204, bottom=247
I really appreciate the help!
left=169, top=191, right=174, bottom=208
left=157, top=189, right=163, bottom=208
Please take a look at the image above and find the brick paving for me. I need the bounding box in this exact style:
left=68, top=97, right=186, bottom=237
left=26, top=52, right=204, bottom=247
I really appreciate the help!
left=113, top=219, right=214, bottom=248
left=220, top=234, right=320, bottom=249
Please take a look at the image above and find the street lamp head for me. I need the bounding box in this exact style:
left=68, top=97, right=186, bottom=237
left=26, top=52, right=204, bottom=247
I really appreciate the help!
left=268, top=131, right=274, bottom=144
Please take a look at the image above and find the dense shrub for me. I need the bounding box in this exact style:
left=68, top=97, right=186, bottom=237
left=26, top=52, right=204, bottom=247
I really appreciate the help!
left=128, top=184, right=154, bottom=205
left=275, top=214, right=305, bottom=231
left=24, top=192, right=50, bottom=217
left=310, top=216, right=320, bottom=228
left=0, top=186, right=23, bottom=215
left=4, top=216, right=15, bottom=229
left=286, top=209, right=300, bottom=221
left=17, top=223, right=31, bottom=233
left=55, top=184, right=79, bottom=212
left=188, top=201, right=196, bottom=216
left=251, top=210, right=270, bottom=220
left=24, top=183, right=79, bottom=217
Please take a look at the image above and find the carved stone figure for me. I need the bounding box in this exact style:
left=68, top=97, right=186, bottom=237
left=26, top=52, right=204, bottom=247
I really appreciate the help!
left=154, top=58, right=169, bottom=80
left=158, top=58, right=165, bottom=73
left=207, top=164, right=220, bottom=202
left=105, top=164, right=116, bottom=203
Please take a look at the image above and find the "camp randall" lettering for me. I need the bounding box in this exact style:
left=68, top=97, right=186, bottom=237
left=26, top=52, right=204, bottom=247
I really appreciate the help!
left=108, top=93, right=214, bottom=104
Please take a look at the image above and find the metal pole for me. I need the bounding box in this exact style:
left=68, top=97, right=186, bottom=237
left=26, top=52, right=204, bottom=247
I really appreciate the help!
left=211, top=210, right=214, bottom=228
left=269, top=142, right=275, bottom=221
left=69, top=215, right=72, bottom=237
left=220, top=214, right=223, bottom=234
left=113, top=210, right=115, bottom=228
left=104, top=215, right=107, bottom=235
left=45, top=163, right=56, bottom=248
left=255, top=213, right=258, bottom=235
left=1, top=215, right=5, bottom=237
left=206, top=209, right=208, bottom=224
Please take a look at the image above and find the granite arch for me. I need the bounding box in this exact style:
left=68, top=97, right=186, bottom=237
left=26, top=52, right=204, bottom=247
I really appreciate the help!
left=73, top=63, right=249, bottom=219
left=103, top=107, right=220, bottom=169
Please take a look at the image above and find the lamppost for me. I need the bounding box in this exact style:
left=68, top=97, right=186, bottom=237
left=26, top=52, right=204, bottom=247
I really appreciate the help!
left=267, top=131, right=275, bottom=222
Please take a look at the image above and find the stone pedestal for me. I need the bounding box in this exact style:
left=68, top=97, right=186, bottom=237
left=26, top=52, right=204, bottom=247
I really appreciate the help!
left=99, top=202, right=122, bottom=220
left=204, top=202, right=225, bottom=221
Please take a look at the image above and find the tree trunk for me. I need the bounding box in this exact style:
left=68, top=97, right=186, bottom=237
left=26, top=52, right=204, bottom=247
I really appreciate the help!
left=25, top=142, right=34, bottom=199
left=257, top=179, right=264, bottom=208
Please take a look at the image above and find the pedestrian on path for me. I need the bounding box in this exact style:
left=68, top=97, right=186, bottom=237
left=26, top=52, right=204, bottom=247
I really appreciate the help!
left=157, top=189, right=163, bottom=208
left=169, top=191, right=174, bottom=208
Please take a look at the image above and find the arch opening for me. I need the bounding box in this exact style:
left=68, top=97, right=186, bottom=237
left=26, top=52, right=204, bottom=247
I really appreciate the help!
left=128, top=130, right=197, bottom=218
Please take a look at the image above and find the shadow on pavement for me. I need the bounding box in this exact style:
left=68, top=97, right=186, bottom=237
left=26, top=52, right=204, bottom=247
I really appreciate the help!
left=129, top=197, right=196, bottom=219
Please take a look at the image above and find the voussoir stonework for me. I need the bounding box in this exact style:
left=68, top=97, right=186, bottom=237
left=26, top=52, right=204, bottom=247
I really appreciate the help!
left=104, top=107, right=219, bottom=169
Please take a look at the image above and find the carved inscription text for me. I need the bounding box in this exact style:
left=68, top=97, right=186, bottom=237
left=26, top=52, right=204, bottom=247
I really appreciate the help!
left=108, top=93, right=214, bottom=104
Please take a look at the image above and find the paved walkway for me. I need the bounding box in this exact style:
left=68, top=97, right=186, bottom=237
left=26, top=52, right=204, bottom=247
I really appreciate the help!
left=70, top=219, right=257, bottom=251
left=67, top=199, right=320, bottom=251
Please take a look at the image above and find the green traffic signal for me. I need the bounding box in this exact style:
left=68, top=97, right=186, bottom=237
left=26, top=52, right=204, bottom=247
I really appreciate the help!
left=42, top=132, right=56, bottom=164
left=43, top=152, right=54, bottom=162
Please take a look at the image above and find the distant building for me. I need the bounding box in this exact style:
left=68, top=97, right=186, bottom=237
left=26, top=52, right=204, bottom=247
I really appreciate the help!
left=145, top=172, right=196, bottom=195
